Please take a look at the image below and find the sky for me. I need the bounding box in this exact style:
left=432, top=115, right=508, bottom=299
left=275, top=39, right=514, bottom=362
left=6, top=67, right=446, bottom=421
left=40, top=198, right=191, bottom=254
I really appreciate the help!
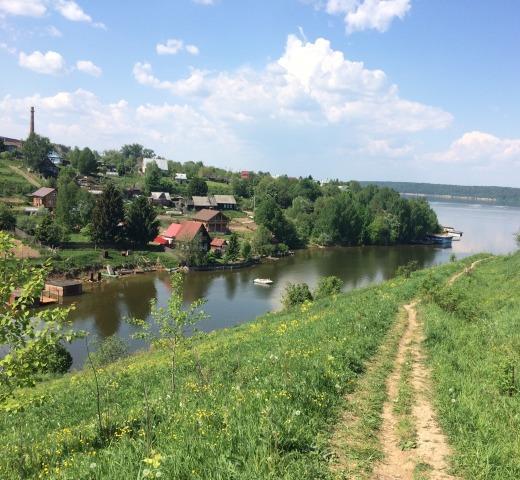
left=1, top=0, right=519, bottom=186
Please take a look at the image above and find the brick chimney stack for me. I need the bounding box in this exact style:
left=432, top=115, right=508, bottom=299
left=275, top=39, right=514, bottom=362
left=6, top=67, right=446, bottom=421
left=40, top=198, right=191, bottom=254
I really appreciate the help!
left=30, top=106, right=35, bottom=135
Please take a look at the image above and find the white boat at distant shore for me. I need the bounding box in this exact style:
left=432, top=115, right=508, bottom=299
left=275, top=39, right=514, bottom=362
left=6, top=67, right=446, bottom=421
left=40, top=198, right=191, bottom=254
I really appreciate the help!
left=253, top=278, right=273, bottom=285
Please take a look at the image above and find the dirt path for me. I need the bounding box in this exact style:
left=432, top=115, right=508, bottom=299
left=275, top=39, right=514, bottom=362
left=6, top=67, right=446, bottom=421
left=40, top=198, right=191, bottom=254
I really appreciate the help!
left=372, top=302, right=458, bottom=480
left=8, top=165, right=41, bottom=188
left=447, top=258, right=488, bottom=286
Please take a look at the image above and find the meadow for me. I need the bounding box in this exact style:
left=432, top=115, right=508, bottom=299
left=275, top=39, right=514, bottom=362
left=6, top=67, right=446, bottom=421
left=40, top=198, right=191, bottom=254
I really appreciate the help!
left=0, top=258, right=468, bottom=480
left=0, top=158, right=35, bottom=197
left=419, top=252, right=520, bottom=479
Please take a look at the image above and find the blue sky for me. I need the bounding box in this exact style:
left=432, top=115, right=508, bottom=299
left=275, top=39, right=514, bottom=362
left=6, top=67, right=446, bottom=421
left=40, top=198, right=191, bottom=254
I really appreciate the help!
left=1, top=0, right=519, bottom=186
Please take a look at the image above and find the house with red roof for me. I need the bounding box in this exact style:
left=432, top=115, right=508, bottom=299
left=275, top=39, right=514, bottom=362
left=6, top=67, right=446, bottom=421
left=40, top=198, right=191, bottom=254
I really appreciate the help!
left=155, top=221, right=210, bottom=252
left=210, top=237, right=228, bottom=254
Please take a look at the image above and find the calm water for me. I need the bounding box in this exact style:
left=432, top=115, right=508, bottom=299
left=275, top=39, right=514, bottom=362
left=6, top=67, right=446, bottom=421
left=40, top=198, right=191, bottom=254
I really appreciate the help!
left=66, top=202, right=520, bottom=367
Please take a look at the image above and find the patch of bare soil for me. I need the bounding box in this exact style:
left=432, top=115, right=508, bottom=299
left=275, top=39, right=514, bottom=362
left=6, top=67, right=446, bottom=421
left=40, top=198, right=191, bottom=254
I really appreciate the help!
left=11, top=238, right=40, bottom=258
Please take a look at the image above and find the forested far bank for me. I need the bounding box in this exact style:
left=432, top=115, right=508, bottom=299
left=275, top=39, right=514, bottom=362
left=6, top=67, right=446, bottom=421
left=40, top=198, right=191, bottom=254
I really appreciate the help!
left=360, top=180, right=520, bottom=206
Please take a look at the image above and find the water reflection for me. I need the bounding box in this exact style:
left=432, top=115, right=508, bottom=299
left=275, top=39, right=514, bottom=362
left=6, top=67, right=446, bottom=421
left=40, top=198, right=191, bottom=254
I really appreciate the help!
left=65, top=202, right=520, bottom=367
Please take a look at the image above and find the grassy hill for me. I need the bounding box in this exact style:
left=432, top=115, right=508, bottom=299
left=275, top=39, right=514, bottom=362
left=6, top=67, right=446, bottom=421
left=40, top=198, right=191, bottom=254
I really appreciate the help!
left=1, top=253, right=519, bottom=479
left=0, top=158, right=36, bottom=198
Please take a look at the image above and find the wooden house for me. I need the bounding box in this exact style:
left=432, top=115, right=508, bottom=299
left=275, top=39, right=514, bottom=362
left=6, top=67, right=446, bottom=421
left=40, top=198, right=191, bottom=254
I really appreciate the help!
left=193, top=209, right=229, bottom=233
left=29, top=187, right=57, bottom=210
left=210, top=238, right=228, bottom=253
left=213, top=195, right=237, bottom=210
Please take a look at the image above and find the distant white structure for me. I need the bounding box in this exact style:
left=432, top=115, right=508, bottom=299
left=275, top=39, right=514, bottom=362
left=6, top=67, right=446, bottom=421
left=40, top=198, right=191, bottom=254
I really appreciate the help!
left=48, top=151, right=63, bottom=166
left=175, top=173, right=187, bottom=183
left=142, top=157, right=169, bottom=173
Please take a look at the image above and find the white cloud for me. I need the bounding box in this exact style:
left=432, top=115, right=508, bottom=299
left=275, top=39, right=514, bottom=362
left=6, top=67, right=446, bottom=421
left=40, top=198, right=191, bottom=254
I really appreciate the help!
left=76, top=59, right=102, bottom=77
left=46, top=25, right=62, bottom=37
left=185, top=44, right=199, bottom=55
left=0, top=89, right=242, bottom=163
left=54, top=0, right=90, bottom=21
left=428, top=131, right=520, bottom=166
left=156, top=38, right=200, bottom=56
left=0, top=0, right=46, bottom=17
left=313, top=0, right=411, bottom=33
left=18, top=50, right=65, bottom=74
left=0, top=0, right=105, bottom=27
left=156, top=38, right=183, bottom=55
left=134, top=35, right=451, bottom=133
left=0, top=41, right=17, bottom=54
left=192, top=0, right=215, bottom=5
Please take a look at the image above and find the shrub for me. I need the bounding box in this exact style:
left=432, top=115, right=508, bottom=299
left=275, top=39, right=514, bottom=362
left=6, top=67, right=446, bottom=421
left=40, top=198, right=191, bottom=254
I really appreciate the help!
left=90, top=335, right=129, bottom=367
left=24, top=341, right=73, bottom=375
left=0, top=203, right=15, bottom=231
left=16, top=216, right=38, bottom=235
left=282, top=282, right=313, bottom=309
left=395, top=260, right=420, bottom=278
left=314, top=276, right=344, bottom=299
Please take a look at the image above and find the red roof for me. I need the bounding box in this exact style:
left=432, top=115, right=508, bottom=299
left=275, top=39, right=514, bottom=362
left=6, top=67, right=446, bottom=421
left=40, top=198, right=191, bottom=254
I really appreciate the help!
left=152, top=235, right=168, bottom=245
left=162, top=223, right=183, bottom=239
left=210, top=238, right=227, bottom=247
left=176, top=221, right=206, bottom=242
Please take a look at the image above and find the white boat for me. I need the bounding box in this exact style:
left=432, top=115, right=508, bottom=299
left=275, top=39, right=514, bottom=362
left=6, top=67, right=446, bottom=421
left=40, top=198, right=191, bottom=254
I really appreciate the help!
left=253, top=278, right=273, bottom=285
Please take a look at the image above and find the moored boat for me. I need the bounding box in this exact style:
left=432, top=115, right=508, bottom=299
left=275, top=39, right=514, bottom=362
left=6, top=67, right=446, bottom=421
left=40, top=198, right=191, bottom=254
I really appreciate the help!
left=253, top=278, right=273, bottom=285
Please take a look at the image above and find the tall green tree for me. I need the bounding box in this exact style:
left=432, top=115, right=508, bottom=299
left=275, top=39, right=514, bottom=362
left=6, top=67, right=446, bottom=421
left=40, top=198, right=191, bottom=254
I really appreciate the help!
left=224, top=233, right=240, bottom=261
left=255, top=196, right=299, bottom=248
left=125, top=196, right=160, bottom=246
left=35, top=214, right=67, bottom=247
left=55, top=168, right=80, bottom=230
left=76, top=148, right=98, bottom=175
left=144, top=161, right=163, bottom=195
left=22, top=133, right=52, bottom=172
left=90, top=182, right=125, bottom=245
left=187, top=177, right=208, bottom=197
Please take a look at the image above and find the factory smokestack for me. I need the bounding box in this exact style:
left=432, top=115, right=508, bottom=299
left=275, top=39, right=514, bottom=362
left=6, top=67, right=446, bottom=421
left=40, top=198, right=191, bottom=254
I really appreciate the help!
left=30, top=106, right=35, bottom=135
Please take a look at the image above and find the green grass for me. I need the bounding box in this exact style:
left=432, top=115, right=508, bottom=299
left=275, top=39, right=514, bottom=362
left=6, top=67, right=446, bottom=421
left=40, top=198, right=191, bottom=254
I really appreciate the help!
left=0, top=258, right=468, bottom=479
left=0, top=159, right=34, bottom=197
left=419, top=252, right=520, bottom=479
left=23, top=247, right=179, bottom=274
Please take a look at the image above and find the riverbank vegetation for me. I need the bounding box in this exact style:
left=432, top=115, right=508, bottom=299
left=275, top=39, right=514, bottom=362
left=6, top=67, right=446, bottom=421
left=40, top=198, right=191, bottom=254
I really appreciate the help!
left=0, top=252, right=470, bottom=479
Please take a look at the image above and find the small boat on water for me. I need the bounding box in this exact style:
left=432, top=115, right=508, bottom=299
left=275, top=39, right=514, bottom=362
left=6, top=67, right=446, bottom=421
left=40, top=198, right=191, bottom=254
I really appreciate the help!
left=442, top=226, right=463, bottom=240
left=253, top=278, right=273, bottom=285
left=426, top=233, right=454, bottom=248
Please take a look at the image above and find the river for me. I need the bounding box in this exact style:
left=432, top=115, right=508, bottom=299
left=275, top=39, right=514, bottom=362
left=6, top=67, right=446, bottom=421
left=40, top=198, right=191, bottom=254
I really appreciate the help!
left=65, top=201, right=520, bottom=368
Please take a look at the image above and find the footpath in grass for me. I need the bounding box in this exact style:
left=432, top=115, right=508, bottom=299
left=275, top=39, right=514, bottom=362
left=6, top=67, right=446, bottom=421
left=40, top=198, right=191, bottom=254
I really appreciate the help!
left=330, top=256, right=486, bottom=480
left=0, top=259, right=463, bottom=479
left=419, top=252, right=520, bottom=479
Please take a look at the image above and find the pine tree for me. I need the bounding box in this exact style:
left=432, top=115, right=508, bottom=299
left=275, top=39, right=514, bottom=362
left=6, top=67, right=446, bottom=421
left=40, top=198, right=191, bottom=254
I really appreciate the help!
left=225, top=233, right=240, bottom=261
left=125, top=196, right=159, bottom=246
left=90, top=182, right=124, bottom=245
